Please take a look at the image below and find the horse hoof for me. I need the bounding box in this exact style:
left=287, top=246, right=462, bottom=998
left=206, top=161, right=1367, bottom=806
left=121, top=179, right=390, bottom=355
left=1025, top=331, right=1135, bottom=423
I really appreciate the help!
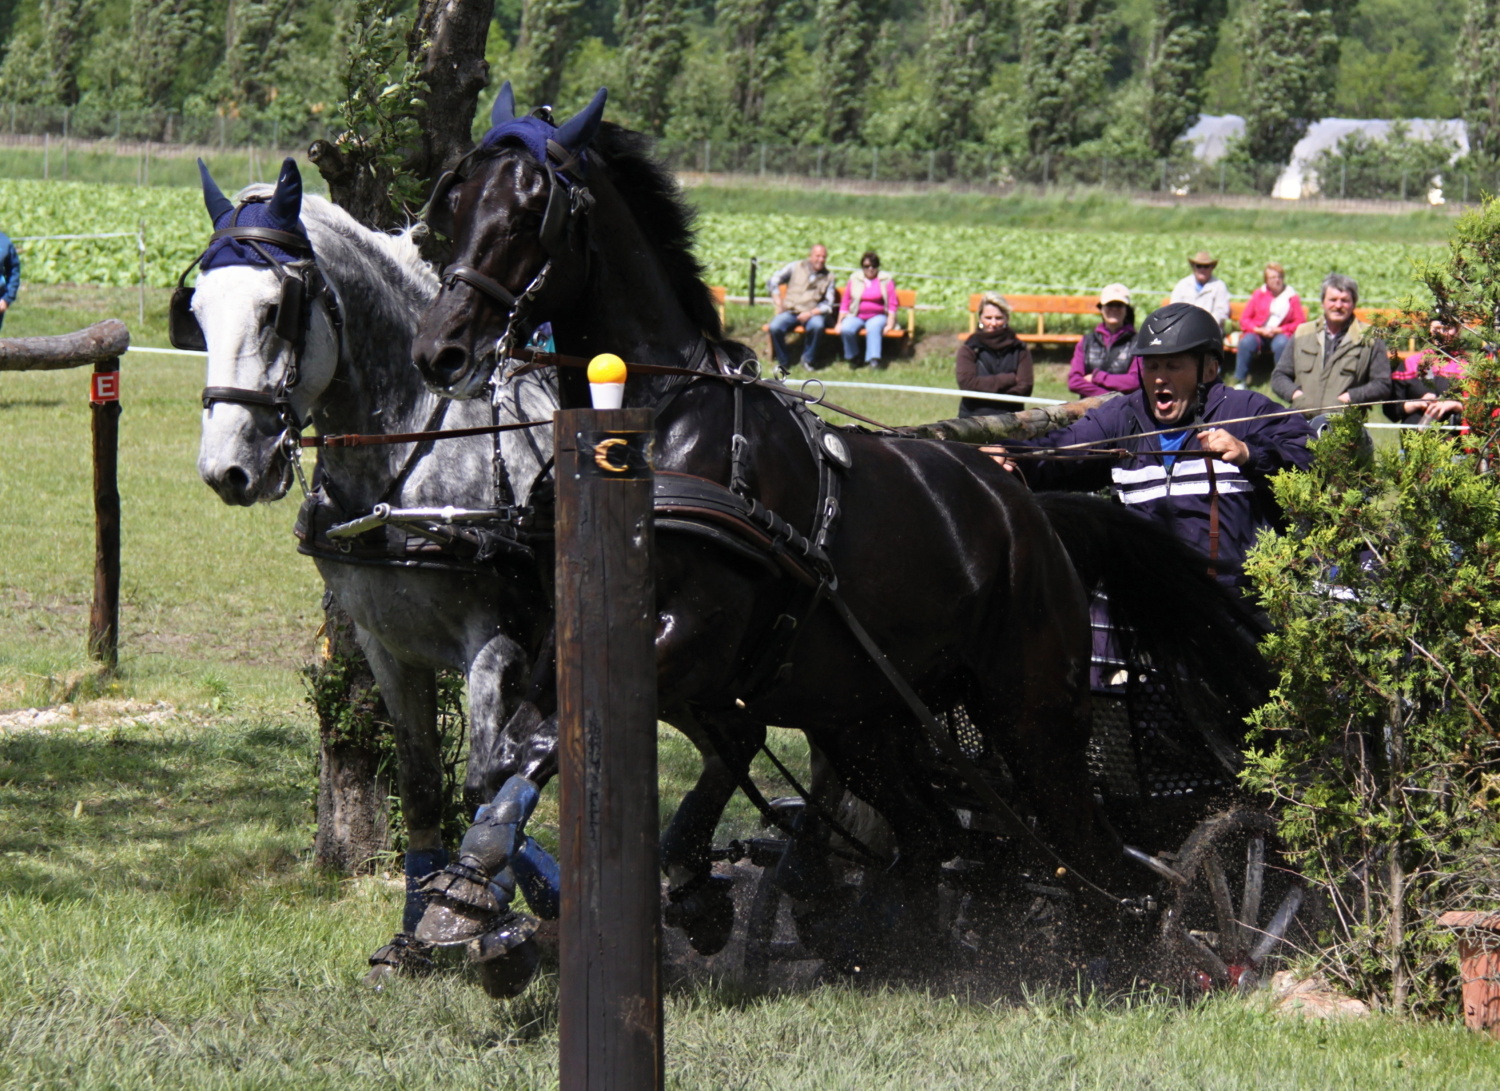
left=416, top=862, right=504, bottom=946
left=467, top=910, right=541, bottom=962
left=665, top=874, right=735, bottom=956
left=364, top=931, right=436, bottom=987
left=475, top=937, right=543, bottom=999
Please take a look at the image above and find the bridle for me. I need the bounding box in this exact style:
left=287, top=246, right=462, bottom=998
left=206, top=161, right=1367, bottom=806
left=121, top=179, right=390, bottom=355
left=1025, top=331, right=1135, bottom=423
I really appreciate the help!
left=422, top=137, right=594, bottom=366
left=173, top=197, right=345, bottom=488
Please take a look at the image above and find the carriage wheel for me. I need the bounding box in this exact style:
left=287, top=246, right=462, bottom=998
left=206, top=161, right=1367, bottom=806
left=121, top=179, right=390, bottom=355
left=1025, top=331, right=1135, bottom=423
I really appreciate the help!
left=1155, top=808, right=1304, bottom=992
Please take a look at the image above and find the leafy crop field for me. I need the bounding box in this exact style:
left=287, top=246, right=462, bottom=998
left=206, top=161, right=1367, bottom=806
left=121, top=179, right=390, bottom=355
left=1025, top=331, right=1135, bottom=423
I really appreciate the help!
left=3, top=177, right=1443, bottom=310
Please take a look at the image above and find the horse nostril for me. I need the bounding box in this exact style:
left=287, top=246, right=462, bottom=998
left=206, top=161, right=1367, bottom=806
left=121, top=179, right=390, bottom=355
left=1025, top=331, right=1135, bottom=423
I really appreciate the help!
left=422, top=346, right=473, bottom=389
left=218, top=466, right=253, bottom=506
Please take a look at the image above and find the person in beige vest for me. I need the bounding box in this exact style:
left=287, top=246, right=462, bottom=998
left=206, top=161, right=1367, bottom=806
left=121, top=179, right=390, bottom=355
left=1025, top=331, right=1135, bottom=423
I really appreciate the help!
left=1271, top=273, right=1392, bottom=415
left=767, top=244, right=837, bottom=370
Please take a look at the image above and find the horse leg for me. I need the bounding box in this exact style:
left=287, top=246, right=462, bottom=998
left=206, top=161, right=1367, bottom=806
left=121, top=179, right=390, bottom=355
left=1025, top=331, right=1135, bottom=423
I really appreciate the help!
left=353, top=635, right=447, bottom=983
left=461, top=630, right=533, bottom=810
left=659, top=705, right=766, bottom=956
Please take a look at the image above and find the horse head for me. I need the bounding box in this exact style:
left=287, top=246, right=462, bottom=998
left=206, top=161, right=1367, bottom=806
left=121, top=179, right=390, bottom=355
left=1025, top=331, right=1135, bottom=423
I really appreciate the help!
left=412, top=85, right=606, bottom=400
left=192, top=158, right=341, bottom=505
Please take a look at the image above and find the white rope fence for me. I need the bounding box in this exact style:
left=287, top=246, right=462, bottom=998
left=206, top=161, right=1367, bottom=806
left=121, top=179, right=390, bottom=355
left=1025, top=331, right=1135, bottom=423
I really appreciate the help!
left=122, top=346, right=1458, bottom=430
left=12, top=226, right=149, bottom=323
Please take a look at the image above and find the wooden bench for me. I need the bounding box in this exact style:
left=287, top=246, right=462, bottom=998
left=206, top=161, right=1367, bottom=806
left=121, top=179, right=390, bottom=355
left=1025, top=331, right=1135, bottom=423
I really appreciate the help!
left=967, top=293, right=1095, bottom=344
left=765, top=284, right=919, bottom=356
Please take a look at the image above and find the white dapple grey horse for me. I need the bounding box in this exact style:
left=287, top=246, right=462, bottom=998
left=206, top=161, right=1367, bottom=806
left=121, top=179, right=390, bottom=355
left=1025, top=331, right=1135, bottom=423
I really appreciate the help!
left=188, top=158, right=560, bottom=988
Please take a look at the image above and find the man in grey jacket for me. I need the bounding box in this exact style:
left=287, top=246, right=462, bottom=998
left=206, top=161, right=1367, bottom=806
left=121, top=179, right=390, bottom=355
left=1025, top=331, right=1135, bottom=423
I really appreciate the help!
left=767, top=244, right=836, bottom=370
left=0, top=229, right=18, bottom=333
left=1271, top=273, right=1391, bottom=414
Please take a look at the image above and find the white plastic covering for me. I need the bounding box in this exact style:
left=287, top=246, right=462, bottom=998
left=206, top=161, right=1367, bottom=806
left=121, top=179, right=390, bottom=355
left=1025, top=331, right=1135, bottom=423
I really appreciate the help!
left=1181, top=115, right=1469, bottom=200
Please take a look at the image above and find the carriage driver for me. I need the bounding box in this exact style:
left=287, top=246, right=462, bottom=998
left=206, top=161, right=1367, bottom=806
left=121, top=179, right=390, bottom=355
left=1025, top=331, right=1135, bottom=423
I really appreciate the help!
left=986, top=303, right=1314, bottom=592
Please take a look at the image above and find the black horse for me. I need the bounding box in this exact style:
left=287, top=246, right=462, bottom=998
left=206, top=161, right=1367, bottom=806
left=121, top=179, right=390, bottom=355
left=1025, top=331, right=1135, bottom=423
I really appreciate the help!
left=410, top=88, right=1265, bottom=962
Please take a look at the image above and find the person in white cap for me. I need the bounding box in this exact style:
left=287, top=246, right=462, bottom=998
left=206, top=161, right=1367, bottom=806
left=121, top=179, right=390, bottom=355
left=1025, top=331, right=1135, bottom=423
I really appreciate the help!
left=1067, top=283, right=1140, bottom=398
left=1169, top=250, right=1230, bottom=325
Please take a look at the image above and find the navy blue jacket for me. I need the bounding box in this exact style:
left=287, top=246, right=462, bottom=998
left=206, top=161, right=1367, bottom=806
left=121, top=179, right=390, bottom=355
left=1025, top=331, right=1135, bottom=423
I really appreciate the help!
left=0, top=231, right=18, bottom=307
left=1016, top=383, right=1313, bottom=584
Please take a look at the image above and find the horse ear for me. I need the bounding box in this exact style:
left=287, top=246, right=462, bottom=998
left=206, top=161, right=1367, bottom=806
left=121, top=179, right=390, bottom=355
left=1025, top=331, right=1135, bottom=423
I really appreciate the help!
left=267, top=158, right=303, bottom=228
left=198, top=158, right=234, bottom=224
left=491, top=81, right=516, bottom=127
left=554, top=87, right=607, bottom=154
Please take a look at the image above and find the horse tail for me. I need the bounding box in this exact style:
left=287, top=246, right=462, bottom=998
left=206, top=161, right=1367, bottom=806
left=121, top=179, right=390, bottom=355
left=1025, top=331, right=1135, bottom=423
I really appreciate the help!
left=1032, top=491, right=1272, bottom=747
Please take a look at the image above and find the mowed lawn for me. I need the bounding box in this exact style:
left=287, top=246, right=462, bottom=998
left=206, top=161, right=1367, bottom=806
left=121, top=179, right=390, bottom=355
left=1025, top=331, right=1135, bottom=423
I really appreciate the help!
left=2, top=289, right=1498, bottom=1088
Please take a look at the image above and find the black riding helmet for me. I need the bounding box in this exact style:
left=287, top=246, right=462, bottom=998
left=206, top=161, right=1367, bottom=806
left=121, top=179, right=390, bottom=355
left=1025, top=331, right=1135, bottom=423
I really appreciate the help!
left=1133, top=302, right=1225, bottom=363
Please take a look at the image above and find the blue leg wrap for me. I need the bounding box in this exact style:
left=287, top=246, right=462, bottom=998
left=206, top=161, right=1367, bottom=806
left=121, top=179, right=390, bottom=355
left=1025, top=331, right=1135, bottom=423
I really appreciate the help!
left=459, top=775, right=541, bottom=875
left=513, top=837, right=561, bottom=920
left=403, top=847, right=449, bottom=933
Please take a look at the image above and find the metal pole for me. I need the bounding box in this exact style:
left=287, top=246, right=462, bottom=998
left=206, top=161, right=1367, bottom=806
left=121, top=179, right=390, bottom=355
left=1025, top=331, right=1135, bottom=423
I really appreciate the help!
left=555, top=406, right=661, bottom=1091
left=1401, top=168, right=1408, bottom=203
left=89, top=357, right=123, bottom=668
left=748, top=256, right=757, bottom=307
left=928, top=149, right=935, bottom=184
left=871, top=146, right=878, bottom=182
left=137, top=222, right=147, bottom=325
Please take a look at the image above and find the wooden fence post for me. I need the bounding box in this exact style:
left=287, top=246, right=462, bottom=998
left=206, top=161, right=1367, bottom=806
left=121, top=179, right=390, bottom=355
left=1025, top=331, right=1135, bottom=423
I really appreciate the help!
left=89, top=357, right=122, bottom=667
left=554, top=406, right=662, bottom=1091
left=1, top=319, right=129, bottom=668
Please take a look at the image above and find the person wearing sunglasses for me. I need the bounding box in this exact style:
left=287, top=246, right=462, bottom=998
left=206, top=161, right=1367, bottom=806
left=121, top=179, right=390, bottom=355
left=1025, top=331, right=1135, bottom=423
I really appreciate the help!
left=1169, top=250, right=1230, bottom=325
left=837, top=250, right=898, bottom=369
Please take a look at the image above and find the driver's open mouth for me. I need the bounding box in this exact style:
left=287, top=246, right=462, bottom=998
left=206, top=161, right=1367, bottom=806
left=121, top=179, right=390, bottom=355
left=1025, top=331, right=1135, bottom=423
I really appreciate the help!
left=1154, top=390, right=1177, bottom=412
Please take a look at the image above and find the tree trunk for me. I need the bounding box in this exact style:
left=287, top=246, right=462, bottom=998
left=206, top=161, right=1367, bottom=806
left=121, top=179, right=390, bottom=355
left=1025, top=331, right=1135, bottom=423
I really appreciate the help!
left=310, top=598, right=392, bottom=874
left=308, top=0, right=493, bottom=246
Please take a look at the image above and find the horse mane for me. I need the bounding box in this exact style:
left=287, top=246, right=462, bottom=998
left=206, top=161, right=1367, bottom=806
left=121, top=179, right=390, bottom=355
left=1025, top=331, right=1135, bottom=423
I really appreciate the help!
left=588, top=124, right=723, bottom=340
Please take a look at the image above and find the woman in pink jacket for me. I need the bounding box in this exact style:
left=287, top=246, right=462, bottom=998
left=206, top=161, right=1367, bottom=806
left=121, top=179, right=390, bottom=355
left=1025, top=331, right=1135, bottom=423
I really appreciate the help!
left=1066, top=283, right=1140, bottom=398
left=1235, top=262, right=1305, bottom=388
left=838, top=250, right=898, bottom=369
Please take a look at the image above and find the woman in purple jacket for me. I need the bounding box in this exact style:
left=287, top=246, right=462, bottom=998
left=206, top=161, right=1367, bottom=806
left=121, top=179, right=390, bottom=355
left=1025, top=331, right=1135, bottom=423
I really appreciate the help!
left=1066, top=283, right=1140, bottom=398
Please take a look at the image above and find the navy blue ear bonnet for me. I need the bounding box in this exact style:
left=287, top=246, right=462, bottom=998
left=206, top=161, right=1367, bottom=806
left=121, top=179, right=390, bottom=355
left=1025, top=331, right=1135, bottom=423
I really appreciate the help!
left=479, top=83, right=607, bottom=186
left=199, top=157, right=312, bottom=271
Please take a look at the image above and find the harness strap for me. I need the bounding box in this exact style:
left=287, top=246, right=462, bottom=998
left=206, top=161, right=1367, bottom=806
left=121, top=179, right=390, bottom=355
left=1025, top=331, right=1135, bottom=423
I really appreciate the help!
left=299, top=417, right=551, bottom=448
left=210, top=224, right=313, bottom=253
left=443, top=265, right=518, bottom=308
left=202, top=386, right=282, bottom=410
left=822, top=586, right=1124, bottom=907
left=1205, top=454, right=1222, bottom=578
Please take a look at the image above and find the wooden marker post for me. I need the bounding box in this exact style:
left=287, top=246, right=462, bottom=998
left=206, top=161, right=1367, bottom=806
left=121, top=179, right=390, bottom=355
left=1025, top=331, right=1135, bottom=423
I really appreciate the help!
left=554, top=406, right=662, bottom=1091
left=0, top=319, right=127, bottom=668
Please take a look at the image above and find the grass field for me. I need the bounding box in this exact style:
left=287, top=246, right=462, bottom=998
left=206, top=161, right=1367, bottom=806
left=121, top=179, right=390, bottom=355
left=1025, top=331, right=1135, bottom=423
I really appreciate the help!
left=3, top=276, right=1498, bottom=1085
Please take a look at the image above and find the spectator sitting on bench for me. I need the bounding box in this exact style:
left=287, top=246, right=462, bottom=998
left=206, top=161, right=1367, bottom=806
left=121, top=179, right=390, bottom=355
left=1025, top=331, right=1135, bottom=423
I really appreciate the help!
left=1170, top=250, right=1230, bottom=324
left=1234, top=262, right=1305, bottom=390
left=1066, top=283, right=1139, bottom=399
left=957, top=292, right=1034, bottom=417
left=838, top=250, right=897, bottom=370
left=767, top=244, right=836, bottom=371
left=1385, top=314, right=1466, bottom=428
left=1272, top=272, right=1392, bottom=415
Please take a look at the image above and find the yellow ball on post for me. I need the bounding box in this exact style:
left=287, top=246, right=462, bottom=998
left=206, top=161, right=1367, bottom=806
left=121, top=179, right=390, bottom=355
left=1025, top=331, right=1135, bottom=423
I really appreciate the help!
left=588, top=353, right=628, bottom=410
left=587, top=353, right=628, bottom=385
